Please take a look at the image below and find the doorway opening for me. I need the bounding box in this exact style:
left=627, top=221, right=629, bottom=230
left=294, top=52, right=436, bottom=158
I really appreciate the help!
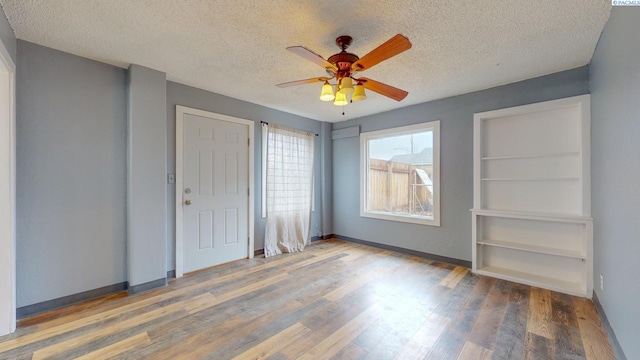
left=175, top=106, right=254, bottom=277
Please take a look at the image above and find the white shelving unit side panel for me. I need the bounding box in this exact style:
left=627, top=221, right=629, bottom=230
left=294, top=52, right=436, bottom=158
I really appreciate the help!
left=578, top=96, right=591, bottom=217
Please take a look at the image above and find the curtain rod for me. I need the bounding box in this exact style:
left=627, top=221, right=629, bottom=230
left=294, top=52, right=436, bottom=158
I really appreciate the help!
left=261, top=121, right=319, bottom=136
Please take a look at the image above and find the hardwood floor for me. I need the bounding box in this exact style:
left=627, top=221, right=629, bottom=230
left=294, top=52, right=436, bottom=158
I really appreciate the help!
left=0, top=240, right=615, bottom=359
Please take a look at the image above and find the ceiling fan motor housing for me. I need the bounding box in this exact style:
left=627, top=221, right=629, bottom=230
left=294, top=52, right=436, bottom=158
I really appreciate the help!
left=328, top=52, right=359, bottom=70
left=327, top=35, right=360, bottom=78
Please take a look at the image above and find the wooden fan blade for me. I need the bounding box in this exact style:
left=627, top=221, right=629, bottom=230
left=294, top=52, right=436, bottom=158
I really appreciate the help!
left=359, top=77, right=408, bottom=101
left=276, top=77, right=329, bottom=88
left=351, top=34, right=412, bottom=72
left=287, top=46, right=338, bottom=72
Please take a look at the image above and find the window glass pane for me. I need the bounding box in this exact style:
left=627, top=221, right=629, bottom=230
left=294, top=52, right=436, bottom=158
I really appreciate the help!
left=367, top=130, right=434, bottom=219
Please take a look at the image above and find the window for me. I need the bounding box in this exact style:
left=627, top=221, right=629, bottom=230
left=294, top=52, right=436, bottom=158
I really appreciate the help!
left=360, top=121, right=440, bottom=226
left=261, top=123, right=315, bottom=218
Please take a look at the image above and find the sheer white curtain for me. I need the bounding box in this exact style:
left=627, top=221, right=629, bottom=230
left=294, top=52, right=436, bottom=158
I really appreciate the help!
left=263, top=123, right=315, bottom=257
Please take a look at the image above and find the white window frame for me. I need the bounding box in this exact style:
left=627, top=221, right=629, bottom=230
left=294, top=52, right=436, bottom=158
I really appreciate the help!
left=360, top=121, right=440, bottom=226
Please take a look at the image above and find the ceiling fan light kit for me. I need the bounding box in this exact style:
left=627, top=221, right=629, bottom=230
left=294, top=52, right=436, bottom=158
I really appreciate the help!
left=339, top=77, right=354, bottom=95
left=277, top=34, right=412, bottom=112
left=333, top=91, right=348, bottom=106
left=320, top=81, right=335, bottom=101
left=352, top=82, right=367, bottom=101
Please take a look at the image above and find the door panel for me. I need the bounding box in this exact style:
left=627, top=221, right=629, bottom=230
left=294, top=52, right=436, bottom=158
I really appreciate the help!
left=198, top=210, right=213, bottom=250
left=183, top=113, right=249, bottom=273
left=198, top=150, right=214, bottom=196
left=224, top=208, right=238, bottom=245
left=225, top=152, right=238, bottom=194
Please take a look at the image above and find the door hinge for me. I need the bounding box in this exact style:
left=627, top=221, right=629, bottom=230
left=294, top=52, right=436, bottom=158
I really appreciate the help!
left=247, top=187, right=250, bottom=196
left=248, top=138, right=250, bottom=146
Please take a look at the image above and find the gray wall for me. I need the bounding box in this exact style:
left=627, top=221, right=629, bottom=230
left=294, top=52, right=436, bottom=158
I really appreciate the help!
left=0, top=7, right=15, bottom=64
left=13, top=40, right=332, bottom=304
left=332, top=66, right=590, bottom=261
left=16, top=41, right=127, bottom=307
left=127, top=65, right=167, bottom=287
left=590, top=7, right=639, bottom=360
left=165, top=82, right=329, bottom=271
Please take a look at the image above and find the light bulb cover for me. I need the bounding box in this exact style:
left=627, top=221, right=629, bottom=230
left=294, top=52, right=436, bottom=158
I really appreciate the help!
left=338, top=77, right=354, bottom=95
left=333, top=91, right=348, bottom=106
left=352, top=83, right=367, bottom=101
left=319, top=81, right=335, bottom=101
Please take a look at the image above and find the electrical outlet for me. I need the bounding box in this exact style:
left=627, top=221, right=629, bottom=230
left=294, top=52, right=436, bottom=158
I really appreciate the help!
left=600, top=274, right=604, bottom=291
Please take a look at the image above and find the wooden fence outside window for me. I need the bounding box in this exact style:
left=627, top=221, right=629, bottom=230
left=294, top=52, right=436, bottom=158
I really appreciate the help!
left=367, top=159, right=433, bottom=216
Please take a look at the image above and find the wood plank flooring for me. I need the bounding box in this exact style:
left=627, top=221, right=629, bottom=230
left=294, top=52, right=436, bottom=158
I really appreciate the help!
left=0, top=240, right=615, bottom=359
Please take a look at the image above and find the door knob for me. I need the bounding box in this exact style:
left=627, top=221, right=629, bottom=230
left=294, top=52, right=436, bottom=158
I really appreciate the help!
left=185, top=199, right=192, bottom=205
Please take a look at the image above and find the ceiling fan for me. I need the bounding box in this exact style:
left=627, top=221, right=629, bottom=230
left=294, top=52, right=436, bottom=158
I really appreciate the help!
left=277, top=34, right=412, bottom=107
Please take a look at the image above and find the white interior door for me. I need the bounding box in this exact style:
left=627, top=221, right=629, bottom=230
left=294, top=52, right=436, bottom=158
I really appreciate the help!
left=180, top=112, right=250, bottom=273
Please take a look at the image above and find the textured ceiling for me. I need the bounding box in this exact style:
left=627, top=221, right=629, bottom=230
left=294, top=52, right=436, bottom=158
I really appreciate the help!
left=1, top=0, right=610, bottom=122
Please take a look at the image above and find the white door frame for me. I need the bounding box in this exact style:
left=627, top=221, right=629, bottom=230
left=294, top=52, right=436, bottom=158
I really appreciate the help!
left=0, top=38, right=16, bottom=335
left=175, top=106, right=254, bottom=278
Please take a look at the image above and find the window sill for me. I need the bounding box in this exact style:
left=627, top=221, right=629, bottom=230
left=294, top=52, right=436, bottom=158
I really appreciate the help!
left=360, top=211, right=440, bottom=226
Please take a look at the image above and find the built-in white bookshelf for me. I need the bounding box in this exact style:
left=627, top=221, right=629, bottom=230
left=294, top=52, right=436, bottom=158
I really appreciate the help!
left=472, top=95, right=592, bottom=297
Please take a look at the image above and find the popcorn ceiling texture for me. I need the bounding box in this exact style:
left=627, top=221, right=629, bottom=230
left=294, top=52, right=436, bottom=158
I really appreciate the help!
left=0, top=0, right=610, bottom=122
